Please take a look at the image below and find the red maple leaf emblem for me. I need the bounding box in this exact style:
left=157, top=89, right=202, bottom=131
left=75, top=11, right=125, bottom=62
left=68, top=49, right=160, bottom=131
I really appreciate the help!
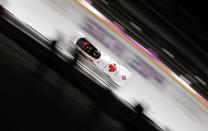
left=109, top=63, right=117, bottom=72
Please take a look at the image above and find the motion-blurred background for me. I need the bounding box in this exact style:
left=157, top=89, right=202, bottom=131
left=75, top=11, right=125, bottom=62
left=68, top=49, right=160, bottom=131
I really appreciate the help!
left=1, top=0, right=208, bottom=131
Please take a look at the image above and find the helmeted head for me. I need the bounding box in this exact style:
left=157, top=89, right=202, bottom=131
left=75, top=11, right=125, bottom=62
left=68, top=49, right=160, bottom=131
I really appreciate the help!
left=76, top=38, right=101, bottom=59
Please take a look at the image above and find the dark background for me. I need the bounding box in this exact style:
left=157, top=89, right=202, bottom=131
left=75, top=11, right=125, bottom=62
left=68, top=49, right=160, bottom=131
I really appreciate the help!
left=0, top=32, right=130, bottom=131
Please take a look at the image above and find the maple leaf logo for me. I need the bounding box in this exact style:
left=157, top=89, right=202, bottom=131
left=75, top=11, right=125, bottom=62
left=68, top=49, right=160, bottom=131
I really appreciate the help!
left=109, top=63, right=117, bottom=72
